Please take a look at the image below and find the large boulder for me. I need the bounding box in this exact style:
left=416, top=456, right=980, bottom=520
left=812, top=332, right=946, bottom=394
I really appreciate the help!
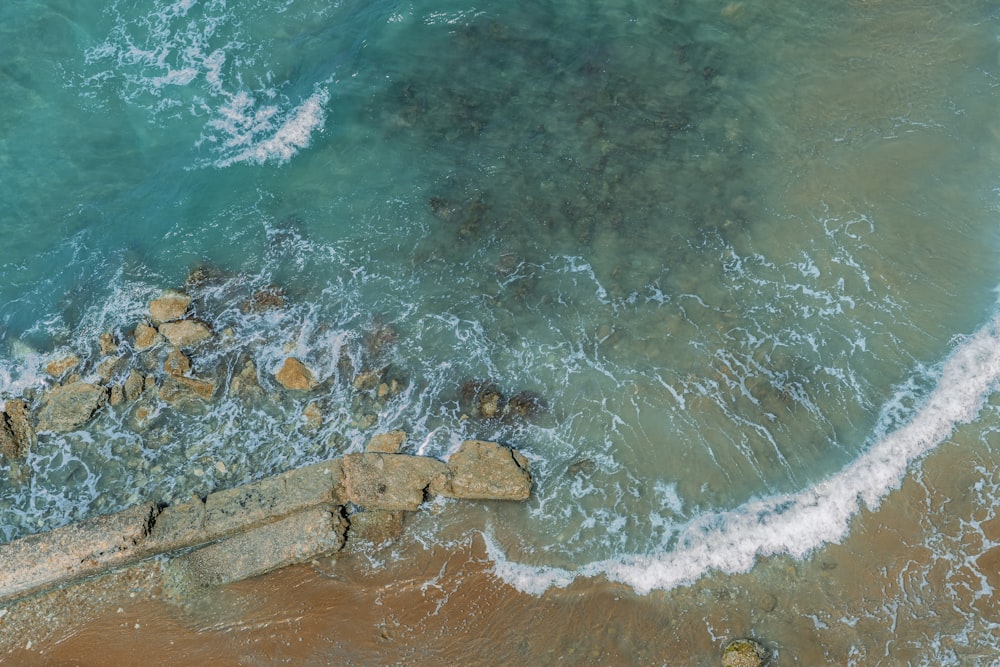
left=275, top=357, right=317, bottom=391
left=341, top=453, right=450, bottom=511
left=441, top=440, right=532, bottom=501
left=133, top=321, right=163, bottom=351
left=149, top=291, right=191, bottom=324
left=158, top=319, right=212, bottom=348
left=0, top=399, right=35, bottom=459
left=36, top=382, right=108, bottom=432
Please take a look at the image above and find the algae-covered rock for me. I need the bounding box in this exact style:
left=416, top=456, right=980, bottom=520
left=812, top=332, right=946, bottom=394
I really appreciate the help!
left=722, top=638, right=768, bottom=667
left=36, top=382, right=108, bottom=432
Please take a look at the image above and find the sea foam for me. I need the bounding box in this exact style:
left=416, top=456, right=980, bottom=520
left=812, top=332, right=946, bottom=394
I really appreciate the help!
left=487, top=312, right=1000, bottom=595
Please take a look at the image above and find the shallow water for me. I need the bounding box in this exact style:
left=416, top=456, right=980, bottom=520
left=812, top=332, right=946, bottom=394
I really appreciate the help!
left=2, top=0, right=1000, bottom=662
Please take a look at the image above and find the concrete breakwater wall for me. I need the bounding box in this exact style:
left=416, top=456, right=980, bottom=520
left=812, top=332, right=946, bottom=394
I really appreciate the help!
left=0, top=435, right=532, bottom=604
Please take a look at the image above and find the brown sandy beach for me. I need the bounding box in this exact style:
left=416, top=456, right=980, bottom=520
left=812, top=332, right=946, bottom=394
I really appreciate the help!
left=3, top=417, right=998, bottom=666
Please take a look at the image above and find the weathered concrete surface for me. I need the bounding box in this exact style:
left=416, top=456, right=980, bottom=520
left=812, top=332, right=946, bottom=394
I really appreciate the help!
left=342, top=453, right=450, bottom=511
left=162, top=507, right=347, bottom=590
left=440, top=440, right=532, bottom=501
left=36, top=382, right=109, bottom=432
left=0, top=503, right=159, bottom=601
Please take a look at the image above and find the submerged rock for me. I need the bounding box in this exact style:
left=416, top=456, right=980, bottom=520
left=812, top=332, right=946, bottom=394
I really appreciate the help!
left=158, top=320, right=212, bottom=348
left=275, top=357, right=318, bottom=391
left=441, top=440, right=532, bottom=501
left=341, top=452, right=450, bottom=511
left=149, top=291, right=191, bottom=324
left=230, top=360, right=264, bottom=400
left=98, top=332, right=119, bottom=356
left=36, top=382, right=108, bottom=432
left=240, top=286, right=286, bottom=313
left=96, top=355, right=127, bottom=383
left=0, top=399, right=35, bottom=459
left=365, top=430, right=407, bottom=454
left=133, top=321, right=163, bottom=351
left=160, top=376, right=215, bottom=409
left=346, top=509, right=405, bottom=546
left=722, top=638, right=768, bottom=667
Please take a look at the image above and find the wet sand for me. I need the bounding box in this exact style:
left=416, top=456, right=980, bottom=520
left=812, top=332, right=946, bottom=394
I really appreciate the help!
left=4, top=419, right=998, bottom=666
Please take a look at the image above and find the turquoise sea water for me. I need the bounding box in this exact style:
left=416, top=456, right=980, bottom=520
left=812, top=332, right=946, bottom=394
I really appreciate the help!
left=2, top=0, right=1000, bottom=657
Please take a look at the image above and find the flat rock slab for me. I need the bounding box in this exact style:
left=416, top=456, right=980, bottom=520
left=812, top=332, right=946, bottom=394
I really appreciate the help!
left=342, top=453, right=450, bottom=511
left=442, top=440, right=532, bottom=501
left=158, top=320, right=212, bottom=348
left=36, top=382, right=109, bottom=432
left=163, top=507, right=347, bottom=590
left=0, top=503, right=158, bottom=601
left=149, top=292, right=191, bottom=324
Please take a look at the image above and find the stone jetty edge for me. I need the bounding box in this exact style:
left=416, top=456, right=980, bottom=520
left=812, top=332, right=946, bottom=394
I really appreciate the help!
left=0, top=436, right=532, bottom=604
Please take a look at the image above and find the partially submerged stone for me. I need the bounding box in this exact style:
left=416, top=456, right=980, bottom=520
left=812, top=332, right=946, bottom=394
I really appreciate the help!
left=365, top=430, right=407, bottom=454
left=45, top=354, right=80, bottom=378
left=346, top=509, right=405, bottom=545
left=275, top=357, right=317, bottom=391
left=149, top=291, right=191, bottom=324
left=133, top=321, right=163, bottom=351
left=123, top=369, right=146, bottom=402
left=342, top=452, right=450, bottom=511
left=98, top=332, right=119, bottom=356
left=302, top=402, right=324, bottom=431
left=722, top=638, right=769, bottom=667
left=0, top=399, right=35, bottom=459
left=441, top=440, right=532, bottom=501
left=158, top=319, right=212, bottom=348
left=96, top=355, right=127, bottom=383
left=36, top=382, right=109, bottom=432
left=160, top=376, right=215, bottom=408
left=164, top=348, right=191, bottom=376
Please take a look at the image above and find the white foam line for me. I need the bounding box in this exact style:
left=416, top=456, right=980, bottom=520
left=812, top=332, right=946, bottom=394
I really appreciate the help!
left=488, top=313, right=1000, bottom=595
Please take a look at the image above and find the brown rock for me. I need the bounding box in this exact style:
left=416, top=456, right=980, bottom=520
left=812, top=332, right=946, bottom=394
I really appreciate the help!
left=149, top=291, right=191, bottom=324
left=98, top=332, right=119, bottom=356
left=441, top=440, right=532, bottom=501
left=45, top=355, right=80, bottom=378
left=96, top=355, right=127, bottom=383
left=133, top=321, right=162, bottom=351
left=158, top=320, right=212, bottom=348
left=342, top=453, right=450, bottom=511
left=0, top=399, right=35, bottom=459
left=123, top=369, right=146, bottom=402
left=164, top=348, right=191, bottom=376
left=36, top=382, right=109, bottom=432
left=275, top=357, right=317, bottom=391
left=160, top=376, right=215, bottom=408
left=722, top=639, right=768, bottom=667
left=365, top=430, right=407, bottom=454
